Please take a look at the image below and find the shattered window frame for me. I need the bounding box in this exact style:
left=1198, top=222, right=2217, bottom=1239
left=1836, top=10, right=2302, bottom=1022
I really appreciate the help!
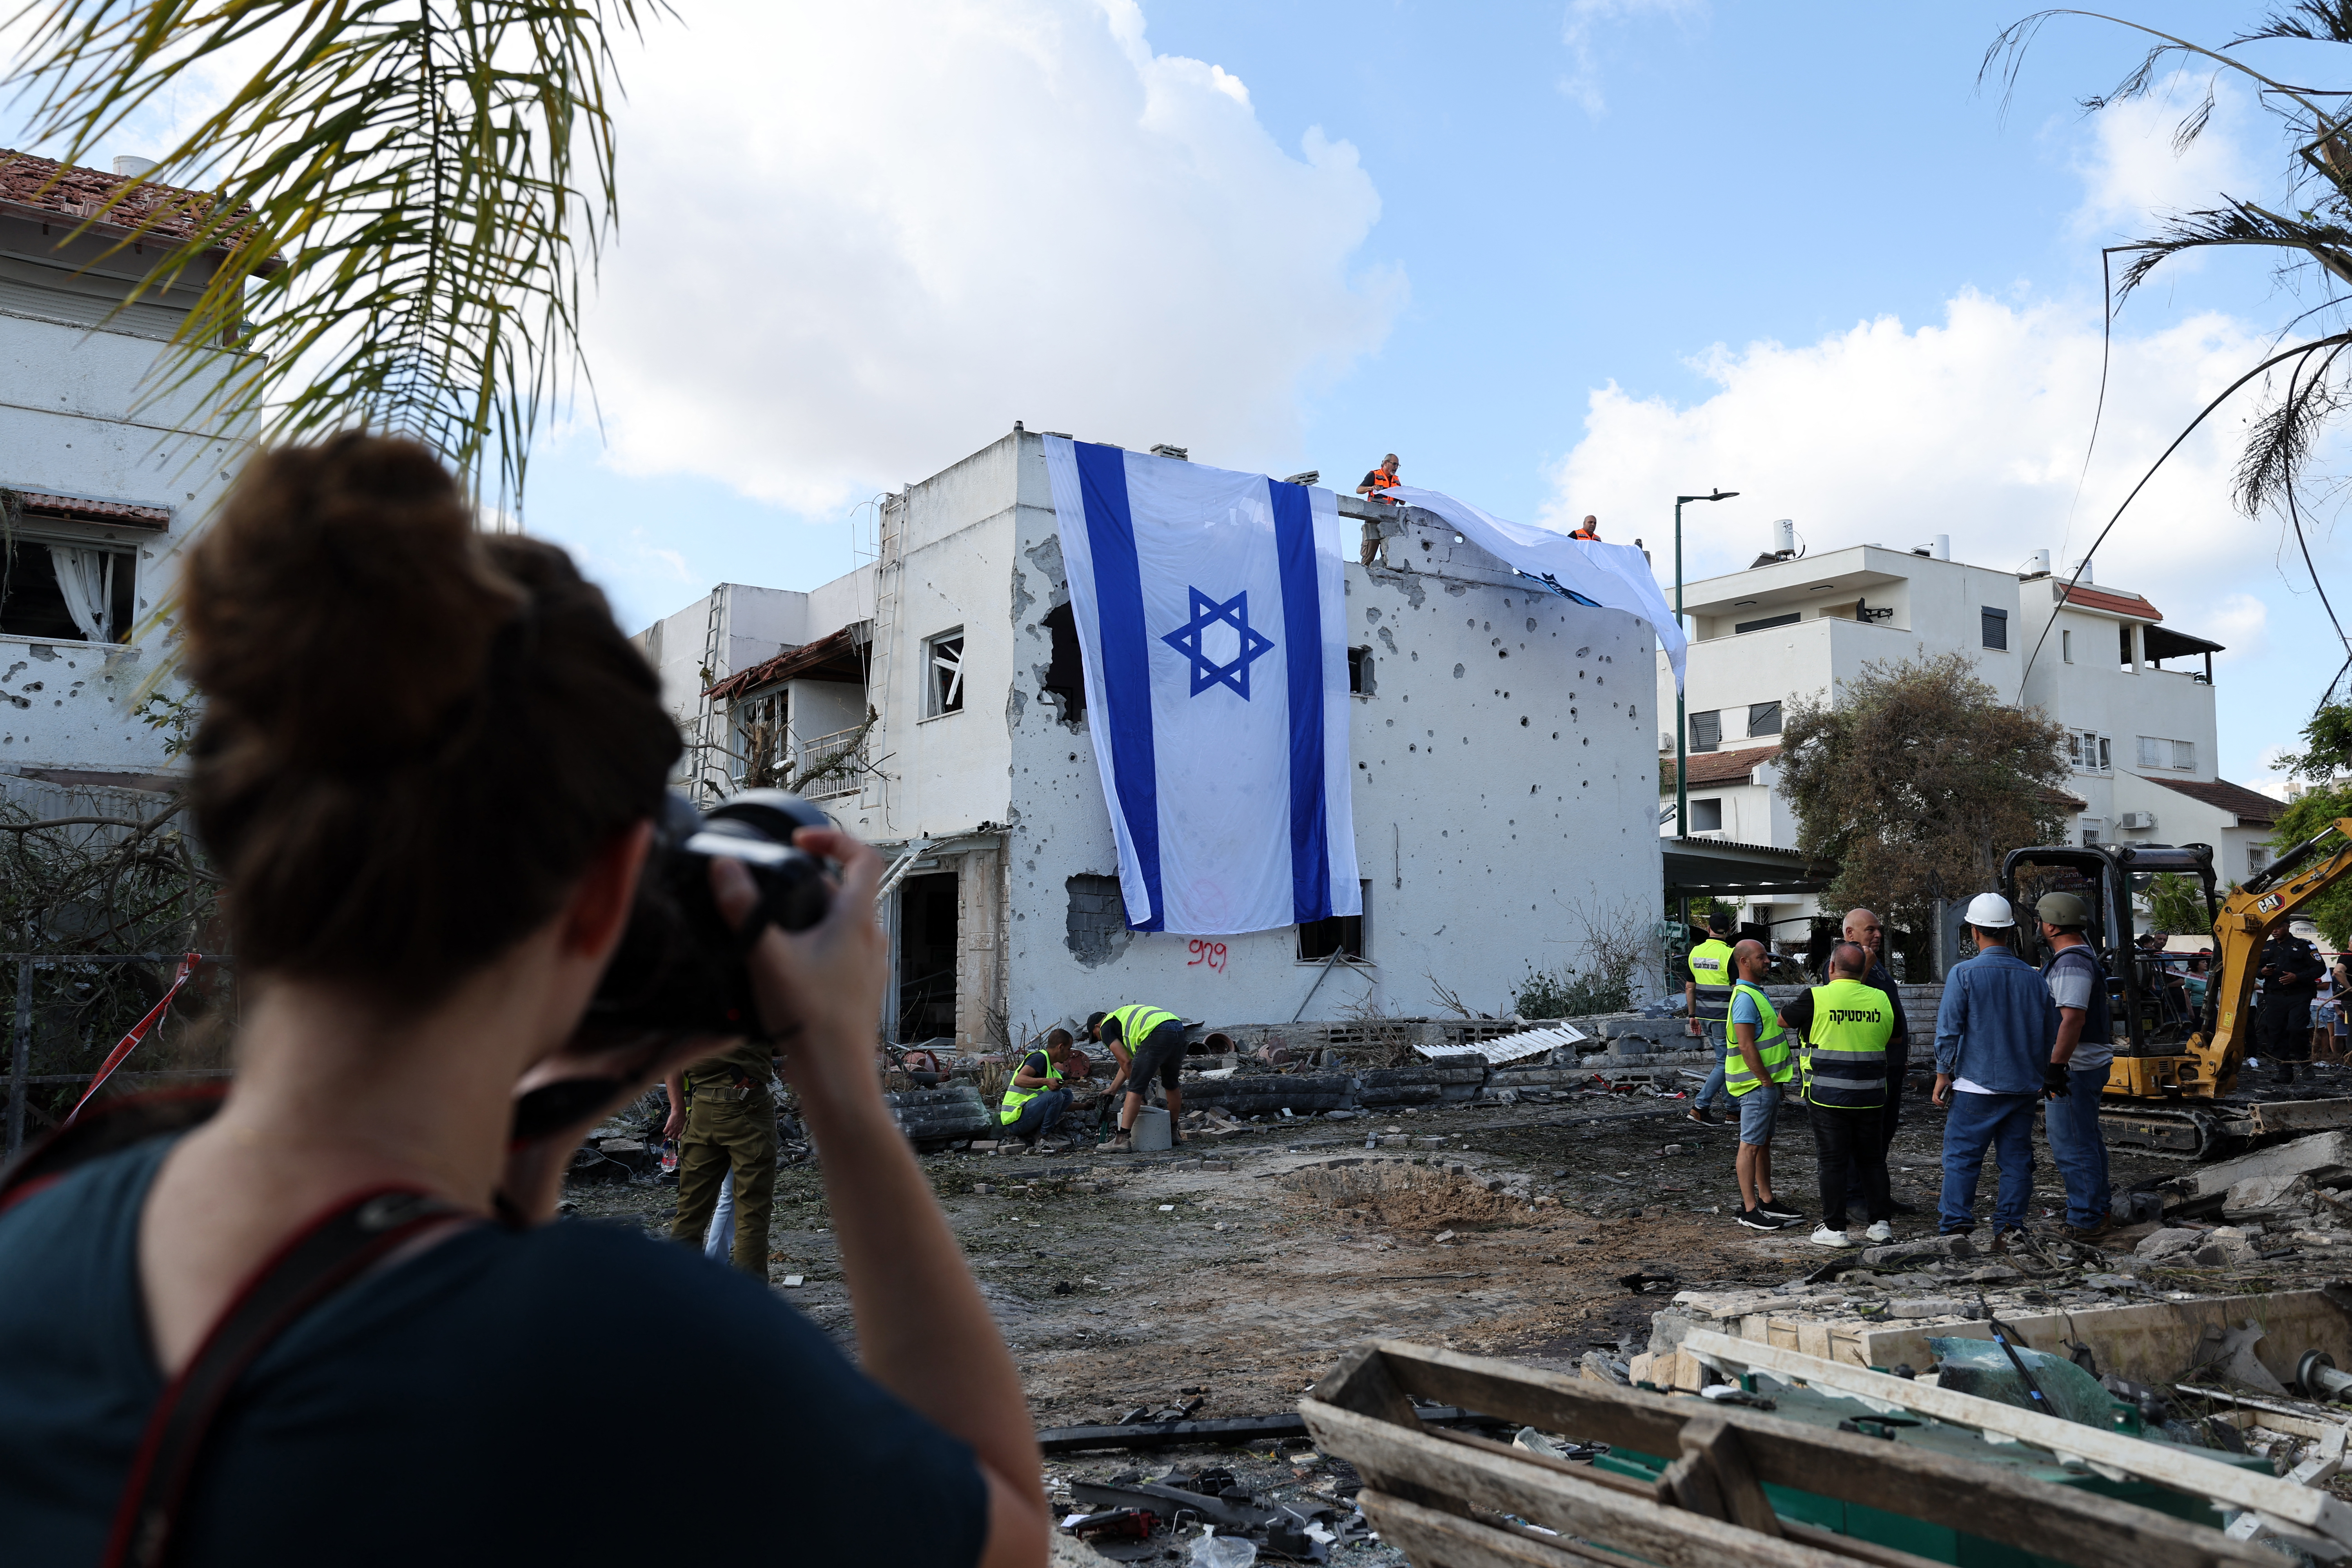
left=1298, top=881, right=1371, bottom=963
left=924, top=627, right=966, bottom=718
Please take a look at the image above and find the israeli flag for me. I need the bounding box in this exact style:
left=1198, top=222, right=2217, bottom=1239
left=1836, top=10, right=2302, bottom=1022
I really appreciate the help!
left=1044, top=437, right=1361, bottom=936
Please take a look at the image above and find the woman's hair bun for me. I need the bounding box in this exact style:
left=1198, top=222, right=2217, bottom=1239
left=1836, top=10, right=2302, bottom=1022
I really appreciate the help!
left=183, top=433, right=526, bottom=768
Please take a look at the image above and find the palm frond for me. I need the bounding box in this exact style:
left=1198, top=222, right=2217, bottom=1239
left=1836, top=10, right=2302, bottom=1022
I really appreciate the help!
left=2, top=0, right=665, bottom=513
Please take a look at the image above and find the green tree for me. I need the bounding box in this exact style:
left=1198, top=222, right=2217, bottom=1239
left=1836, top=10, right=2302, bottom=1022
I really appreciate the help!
left=2268, top=701, right=2352, bottom=947
left=2143, top=872, right=2211, bottom=936
left=4, top=0, right=661, bottom=509
left=1776, top=652, right=2073, bottom=946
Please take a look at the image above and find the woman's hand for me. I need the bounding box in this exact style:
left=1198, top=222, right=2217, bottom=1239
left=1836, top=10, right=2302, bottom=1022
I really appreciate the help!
left=711, top=827, right=888, bottom=1114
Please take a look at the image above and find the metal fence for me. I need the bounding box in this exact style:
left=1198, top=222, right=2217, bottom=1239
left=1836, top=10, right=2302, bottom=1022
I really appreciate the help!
left=5, top=952, right=236, bottom=1160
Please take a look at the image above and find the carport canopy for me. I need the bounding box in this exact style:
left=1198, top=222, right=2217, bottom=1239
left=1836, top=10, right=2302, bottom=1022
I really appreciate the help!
left=1662, top=835, right=1835, bottom=899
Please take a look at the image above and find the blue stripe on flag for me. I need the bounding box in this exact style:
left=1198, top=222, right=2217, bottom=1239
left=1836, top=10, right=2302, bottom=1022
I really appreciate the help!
left=1074, top=442, right=1165, bottom=931
left=1271, top=479, right=1330, bottom=922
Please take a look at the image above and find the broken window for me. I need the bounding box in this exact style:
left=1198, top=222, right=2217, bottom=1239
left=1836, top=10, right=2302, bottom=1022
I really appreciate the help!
left=1688, top=710, right=1720, bottom=753
left=731, top=686, right=788, bottom=788
left=1981, top=607, right=2008, bottom=651
left=1690, top=797, right=1725, bottom=833
left=1347, top=645, right=1373, bottom=695
left=0, top=541, right=136, bottom=643
left=2120, top=622, right=2136, bottom=668
left=1746, top=701, right=1781, bottom=737
left=924, top=628, right=965, bottom=717
left=1040, top=603, right=1086, bottom=724
left=1298, top=884, right=1370, bottom=962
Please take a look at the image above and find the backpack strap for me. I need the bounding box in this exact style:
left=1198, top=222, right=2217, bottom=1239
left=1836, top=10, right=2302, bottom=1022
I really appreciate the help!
left=102, top=1185, right=476, bottom=1568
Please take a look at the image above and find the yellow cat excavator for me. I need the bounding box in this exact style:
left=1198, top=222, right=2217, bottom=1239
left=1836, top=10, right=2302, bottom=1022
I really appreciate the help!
left=1999, top=818, right=2352, bottom=1157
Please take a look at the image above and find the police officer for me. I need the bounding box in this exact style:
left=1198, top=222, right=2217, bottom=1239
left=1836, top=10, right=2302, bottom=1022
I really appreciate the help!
left=2258, top=928, right=2327, bottom=1084
left=664, top=1040, right=780, bottom=1275
left=1093, top=1003, right=1188, bottom=1153
left=1684, top=911, right=1738, bottom=1125
left=1780, top=941, right=1896, bottom=1249
left=998, top=1028, right=1086, bottom=1148
left=1724, top=939, right=1802, bottom=1230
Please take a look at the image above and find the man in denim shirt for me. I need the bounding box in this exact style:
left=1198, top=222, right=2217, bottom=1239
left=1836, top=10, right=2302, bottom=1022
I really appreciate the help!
left=1933, top=893, right=2060, bottom=1244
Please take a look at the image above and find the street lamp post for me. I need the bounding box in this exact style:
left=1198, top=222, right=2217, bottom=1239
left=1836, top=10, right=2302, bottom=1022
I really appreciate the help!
left=1673, top=489, right=1739, bottom=838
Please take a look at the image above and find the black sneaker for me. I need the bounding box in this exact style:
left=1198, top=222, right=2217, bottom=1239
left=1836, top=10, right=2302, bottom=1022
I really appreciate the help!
left=1737, top=1208, right=1785, bottom=1231
left=1758, top=1198, right=1804, bottom=1222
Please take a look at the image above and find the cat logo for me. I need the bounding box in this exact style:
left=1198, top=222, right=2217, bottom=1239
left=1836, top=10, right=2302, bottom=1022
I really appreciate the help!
left=2259, top=894, right=2283, bottom=913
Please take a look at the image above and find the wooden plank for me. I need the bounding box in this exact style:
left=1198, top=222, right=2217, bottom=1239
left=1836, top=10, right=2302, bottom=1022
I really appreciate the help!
left=1682, top=1414, right=1781, bottom=1537
left=1683, top=1328, right=2352, bottom=1552
left=1779, top=1521, right=1951, bottom=1568
left=1423, top=1424, right=1670, bottom=1504
left=1302, top=1399, right=1867, bottom=1568
left=1659, top=1451, right=1727, bottom=1520
left=1363, top=1340, right=2274, bottom=1568
left=1312, top=1345, right=1425, bottom=1428
left=1358, top=1489, right=1625, bottom=1568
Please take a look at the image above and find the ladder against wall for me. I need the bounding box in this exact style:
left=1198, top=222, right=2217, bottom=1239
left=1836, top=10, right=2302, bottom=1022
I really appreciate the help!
left=862, top=493, right=907, bottom=816
left=686, top=585, right=728, bottom=804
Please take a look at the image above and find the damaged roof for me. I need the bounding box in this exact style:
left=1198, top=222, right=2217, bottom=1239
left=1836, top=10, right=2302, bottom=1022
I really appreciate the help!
left=707, top=626, right=865, bottom=699
left=2059, top=582, right=2163, bottom=621
left=13, top=491, right=170, bottom=530
left=0, top=149, right=265, bottom=260
left=2141, top=774, right=2281, bottom=826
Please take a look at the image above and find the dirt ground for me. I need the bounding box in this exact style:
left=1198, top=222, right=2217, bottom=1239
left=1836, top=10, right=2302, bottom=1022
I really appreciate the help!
left=566, top=1073, right=2194, bottom=1425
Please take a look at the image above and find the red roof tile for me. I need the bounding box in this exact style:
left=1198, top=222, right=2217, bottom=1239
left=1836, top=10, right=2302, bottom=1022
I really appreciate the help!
left=707, top=627, right=865, bottom=700
left=0, top=149, right=254, bottom=252
left=1671, top=744, right=1780, bottom=788
left=2140, top=774, right=2281, bottom=825
left=15, top=491, right=169, bottom=530
left=2061, top=584, right=2162, bottom=621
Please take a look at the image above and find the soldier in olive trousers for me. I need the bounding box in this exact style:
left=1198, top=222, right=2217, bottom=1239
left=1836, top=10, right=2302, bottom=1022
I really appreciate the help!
left=664, top=1041, right=779, bottom=1276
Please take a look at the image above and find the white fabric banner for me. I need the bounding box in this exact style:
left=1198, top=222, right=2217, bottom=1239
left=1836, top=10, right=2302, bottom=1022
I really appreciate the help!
left=1044, top=437, right=1360, bottom=936
left=1382, top=485, right=1689, bottom=691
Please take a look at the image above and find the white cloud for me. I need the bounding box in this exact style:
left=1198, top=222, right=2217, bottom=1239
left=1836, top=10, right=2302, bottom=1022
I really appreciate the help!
left=1558, top=0, right=1705, bottom=116
left=2067, top=71, right=2263, bottom=242
left=1543, top=289, right=2300, bottom=657
left=584, top=0, right=1401, bottom=516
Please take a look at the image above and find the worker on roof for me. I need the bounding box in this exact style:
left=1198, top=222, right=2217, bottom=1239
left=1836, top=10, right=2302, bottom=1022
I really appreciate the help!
left=1091, top=1004, right=1189, bottom=1154
left=1570, top=515, right=1601, bottom=541
left=1356, top=454, right=1400, bottom=503
left=1683, top=910, right=1738, bottom=1127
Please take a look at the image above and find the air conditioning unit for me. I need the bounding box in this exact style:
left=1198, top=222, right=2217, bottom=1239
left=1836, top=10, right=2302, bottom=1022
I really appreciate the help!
left=2118, top=811, right=2156, bottom=830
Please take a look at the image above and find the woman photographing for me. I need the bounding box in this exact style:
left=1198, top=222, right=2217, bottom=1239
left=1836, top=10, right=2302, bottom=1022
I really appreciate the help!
left=0, top=437, right=1046, bottom=1566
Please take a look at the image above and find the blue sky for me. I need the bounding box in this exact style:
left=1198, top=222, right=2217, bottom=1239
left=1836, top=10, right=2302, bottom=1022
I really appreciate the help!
left=22, top=0, right=2343, bottom=784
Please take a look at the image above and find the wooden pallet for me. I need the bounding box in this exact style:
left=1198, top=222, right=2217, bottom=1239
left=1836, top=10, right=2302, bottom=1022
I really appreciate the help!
left=1300, top=1340, right=2271, bottom=1568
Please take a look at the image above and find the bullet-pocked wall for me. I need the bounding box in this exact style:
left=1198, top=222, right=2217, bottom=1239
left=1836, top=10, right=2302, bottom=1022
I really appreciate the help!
left=0, top=303, right=249, bottom=778
left=993, top=431, right=1666, bottom=1040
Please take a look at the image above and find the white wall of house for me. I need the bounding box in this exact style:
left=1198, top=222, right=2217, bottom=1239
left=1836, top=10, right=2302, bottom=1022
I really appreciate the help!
left=1655, top=543, right=2232, bottom=896
left=0, top=219, right=252, bottom=780
left=644, top=430, right=1670, bottom=1047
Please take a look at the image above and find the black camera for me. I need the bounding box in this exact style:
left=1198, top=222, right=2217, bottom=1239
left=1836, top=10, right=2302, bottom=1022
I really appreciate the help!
left=511, top=789, right=833, bottom=1140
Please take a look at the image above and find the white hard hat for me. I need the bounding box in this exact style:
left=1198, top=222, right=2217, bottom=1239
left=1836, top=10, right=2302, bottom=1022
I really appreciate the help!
left=1964, top=892, right=2016, bottom=929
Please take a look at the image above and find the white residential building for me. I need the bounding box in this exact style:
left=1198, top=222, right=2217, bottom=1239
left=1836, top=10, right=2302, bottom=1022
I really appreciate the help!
left=638, top=429, right=1668, bottom=1053
left=1652, top=535, right=2262, bottom=938
left=0, top=153, right=247, bottom=790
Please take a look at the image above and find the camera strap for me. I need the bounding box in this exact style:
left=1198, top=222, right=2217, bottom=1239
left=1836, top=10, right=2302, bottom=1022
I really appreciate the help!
left=102, top=1185, right=476, bottom=1568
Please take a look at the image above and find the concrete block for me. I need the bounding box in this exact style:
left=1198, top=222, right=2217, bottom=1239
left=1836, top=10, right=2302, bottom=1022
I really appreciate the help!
left=1886, top=1299, right=1967, bottom=1319
left=2189, top=1131, right=2352, bottom=1198
left=2136, top=1227, right=2205, bottom=1259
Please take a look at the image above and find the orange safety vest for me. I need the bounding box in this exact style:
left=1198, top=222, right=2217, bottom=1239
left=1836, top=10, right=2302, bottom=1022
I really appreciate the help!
left=1571, top=524, right=1599, bottom=540
left=1368, top=467, right=1399, bottom=494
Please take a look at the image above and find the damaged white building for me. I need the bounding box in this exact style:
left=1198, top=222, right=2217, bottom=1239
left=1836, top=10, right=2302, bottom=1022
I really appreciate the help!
left=637, top=429, right=1668, bottom=1052
left=0, top=153, right=246, bottom=793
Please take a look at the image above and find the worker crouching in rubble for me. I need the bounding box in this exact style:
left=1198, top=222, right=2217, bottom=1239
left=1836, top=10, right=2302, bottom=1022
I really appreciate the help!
left=998, top=1029, right=1088, bottom=1148
left=1779, top=943, right=1896, bottom=1248
left=0, top=437, right=1048, bottom=1568
left=1092, top=1004, right=1187, bottom=1153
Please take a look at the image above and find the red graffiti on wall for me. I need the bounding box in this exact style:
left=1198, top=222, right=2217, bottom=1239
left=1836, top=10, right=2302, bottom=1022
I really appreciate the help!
left=1187, top=939, right=1229, bottom=973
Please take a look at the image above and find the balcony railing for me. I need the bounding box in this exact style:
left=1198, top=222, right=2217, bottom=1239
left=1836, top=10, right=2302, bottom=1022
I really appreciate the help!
left=794, top=724, right=869, bottom=800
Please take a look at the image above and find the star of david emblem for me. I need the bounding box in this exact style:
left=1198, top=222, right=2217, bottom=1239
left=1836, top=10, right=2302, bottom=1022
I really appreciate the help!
left=1161, top=587, right=1277, bottom=700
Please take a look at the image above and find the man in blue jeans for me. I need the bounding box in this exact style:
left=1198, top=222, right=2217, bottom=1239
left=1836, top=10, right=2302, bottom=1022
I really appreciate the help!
left=1685, top=911, right=1738, bottom=1125
left=2035, top=893, right=2114, bottom=1241
left=1933, top=893, right=2060, bottom=1245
